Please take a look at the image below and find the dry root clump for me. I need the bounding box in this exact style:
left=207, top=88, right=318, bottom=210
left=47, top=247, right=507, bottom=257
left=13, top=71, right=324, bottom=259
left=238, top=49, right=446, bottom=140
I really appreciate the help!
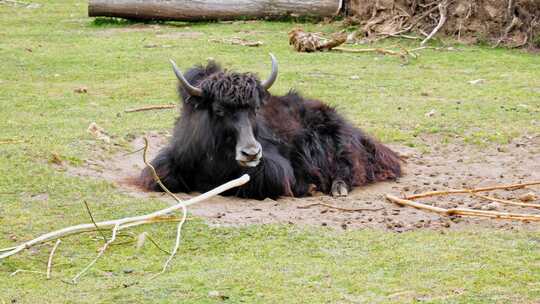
left=288, top=28, right=347, bottom=52
left=344, top=0, right=540, bottom=48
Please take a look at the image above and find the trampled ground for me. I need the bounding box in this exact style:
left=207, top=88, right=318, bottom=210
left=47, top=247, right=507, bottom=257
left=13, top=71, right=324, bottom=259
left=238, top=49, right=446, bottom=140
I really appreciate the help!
left=1, top=0, right=539, bottom=303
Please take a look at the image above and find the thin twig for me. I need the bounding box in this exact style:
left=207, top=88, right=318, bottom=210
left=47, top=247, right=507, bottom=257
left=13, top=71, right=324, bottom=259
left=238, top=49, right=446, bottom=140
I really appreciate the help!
left=142, top=137, right=187, bottom=278
left=144, top=233, right=171, bottom=255
left=46, top=239, right=61, bottom=280
left=471, top=193, right=540, bottom=209
left=0, top=139, right=24, bottom=145
left=334, top=46, right=403, bottom=56
left=83, top=201, right=108, bottom=242
left=210, top=38, right=263, bottom=47
left=10, top=269, right=46, bottom=277
left=72, top=223, right=120, bottom=283
left=124, top=104, right=176, bottom=113
left=405, top=181, right=540, bottom=200
left=121, top=146, right=145, bottom=156
left=297, top=202, right=384, bottom=212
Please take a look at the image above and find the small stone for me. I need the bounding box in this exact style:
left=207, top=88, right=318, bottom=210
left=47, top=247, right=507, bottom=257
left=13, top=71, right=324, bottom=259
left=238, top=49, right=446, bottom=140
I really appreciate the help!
left=480, top=203, right=500, bottom=211
left=424, top=109, right=436, bottom=117
left=468, top=79, right=486, bottom=85
left=74, top=86, right=88, bottom=94
left=518, top=192, right=538, bottom=202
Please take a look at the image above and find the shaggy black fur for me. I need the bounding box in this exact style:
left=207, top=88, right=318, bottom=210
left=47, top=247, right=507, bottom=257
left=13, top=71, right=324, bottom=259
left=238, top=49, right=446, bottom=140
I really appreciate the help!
left=141, top=61, right=402, bottom=199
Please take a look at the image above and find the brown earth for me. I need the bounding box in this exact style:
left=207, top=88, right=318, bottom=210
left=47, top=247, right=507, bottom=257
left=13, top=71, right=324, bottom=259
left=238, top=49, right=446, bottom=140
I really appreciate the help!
left=69, top=132, right=540, bottom=232
left=345, top=0, right=540, bottom=48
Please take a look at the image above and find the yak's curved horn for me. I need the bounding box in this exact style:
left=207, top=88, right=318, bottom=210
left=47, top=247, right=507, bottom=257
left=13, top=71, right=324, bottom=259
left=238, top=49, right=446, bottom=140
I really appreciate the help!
left=261, top=53, right=278, bottom=90
left=169, top=59, right=203, bottom=97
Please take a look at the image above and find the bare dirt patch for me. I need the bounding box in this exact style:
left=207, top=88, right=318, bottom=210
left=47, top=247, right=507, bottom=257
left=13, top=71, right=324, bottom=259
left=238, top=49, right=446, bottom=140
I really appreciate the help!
left=69, top=132, right=540, bottom=232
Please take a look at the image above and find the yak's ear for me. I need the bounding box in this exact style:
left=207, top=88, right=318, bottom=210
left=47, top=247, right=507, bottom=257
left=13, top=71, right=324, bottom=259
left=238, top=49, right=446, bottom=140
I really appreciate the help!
left=182, top=93, right=209, bottom=110
left=258, top=85, right=270, bottom=105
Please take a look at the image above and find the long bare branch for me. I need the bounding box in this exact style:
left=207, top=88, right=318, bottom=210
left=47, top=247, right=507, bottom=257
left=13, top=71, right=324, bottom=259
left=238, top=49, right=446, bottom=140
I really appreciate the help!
left=0, top=175, right=250, bottom=260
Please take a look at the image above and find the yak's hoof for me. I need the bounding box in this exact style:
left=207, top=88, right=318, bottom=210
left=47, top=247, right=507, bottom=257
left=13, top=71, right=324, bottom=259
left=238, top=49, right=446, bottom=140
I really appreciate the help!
left=331, top=180, right=348, bottom=197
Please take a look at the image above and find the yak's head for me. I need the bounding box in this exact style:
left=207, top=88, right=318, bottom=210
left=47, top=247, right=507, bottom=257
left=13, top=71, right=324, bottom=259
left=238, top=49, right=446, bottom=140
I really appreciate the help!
left=169, top=54, right=278, bottom=168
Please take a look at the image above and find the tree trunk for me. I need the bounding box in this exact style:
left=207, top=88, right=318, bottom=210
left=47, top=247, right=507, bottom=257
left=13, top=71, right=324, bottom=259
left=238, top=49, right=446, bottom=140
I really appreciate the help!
left=88, top=0, right=343, bottom=21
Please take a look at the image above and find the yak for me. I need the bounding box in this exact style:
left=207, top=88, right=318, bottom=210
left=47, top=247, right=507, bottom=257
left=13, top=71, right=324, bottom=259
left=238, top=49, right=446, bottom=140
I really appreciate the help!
left=140, top=54, right=402, bottom=200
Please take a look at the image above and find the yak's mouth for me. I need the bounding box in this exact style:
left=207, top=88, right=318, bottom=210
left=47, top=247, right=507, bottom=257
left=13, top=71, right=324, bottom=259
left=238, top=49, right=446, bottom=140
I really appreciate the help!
left=238, top=159, right=261, bottom=168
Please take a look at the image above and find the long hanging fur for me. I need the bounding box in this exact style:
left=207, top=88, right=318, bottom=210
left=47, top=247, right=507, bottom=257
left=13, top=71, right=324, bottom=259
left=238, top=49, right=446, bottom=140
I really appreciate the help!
left=141, top=61, right=402, bottom=200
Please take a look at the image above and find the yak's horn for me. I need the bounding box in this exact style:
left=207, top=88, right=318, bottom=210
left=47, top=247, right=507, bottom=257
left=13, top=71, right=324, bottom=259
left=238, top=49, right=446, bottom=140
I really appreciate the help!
left=169, top=59, right=203, bottom=97
left=261, top=53, right=278, bottom=90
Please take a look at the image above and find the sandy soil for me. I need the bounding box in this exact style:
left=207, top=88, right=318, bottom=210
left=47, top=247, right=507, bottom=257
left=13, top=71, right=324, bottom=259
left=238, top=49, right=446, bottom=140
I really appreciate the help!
left=69, top=132, right=540, bottom=232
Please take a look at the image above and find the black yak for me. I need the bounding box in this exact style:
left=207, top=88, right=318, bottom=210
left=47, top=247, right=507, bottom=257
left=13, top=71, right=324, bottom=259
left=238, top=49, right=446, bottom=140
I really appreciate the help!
left=141, top=54, right=402, bottom=199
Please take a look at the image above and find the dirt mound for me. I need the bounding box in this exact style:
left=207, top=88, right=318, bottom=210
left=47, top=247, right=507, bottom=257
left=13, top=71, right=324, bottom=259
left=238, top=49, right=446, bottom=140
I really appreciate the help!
left=345, top=0, right=540, bottom=48
left=68, top=132, right=540, bottom=232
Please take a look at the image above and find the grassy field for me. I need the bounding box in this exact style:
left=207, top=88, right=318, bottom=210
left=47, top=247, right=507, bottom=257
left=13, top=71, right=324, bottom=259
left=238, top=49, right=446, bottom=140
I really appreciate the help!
left=1, top=0, right=539, bottom=303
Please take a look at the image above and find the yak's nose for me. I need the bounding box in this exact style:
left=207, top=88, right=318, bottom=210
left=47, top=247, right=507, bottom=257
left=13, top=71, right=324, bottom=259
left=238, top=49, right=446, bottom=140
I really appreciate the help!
left=240, top=146, right=261, bottom=161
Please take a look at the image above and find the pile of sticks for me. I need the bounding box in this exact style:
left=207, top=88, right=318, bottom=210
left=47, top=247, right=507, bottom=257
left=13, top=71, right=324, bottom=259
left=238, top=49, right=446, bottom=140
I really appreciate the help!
left=386, top=181, right=540, bottom=221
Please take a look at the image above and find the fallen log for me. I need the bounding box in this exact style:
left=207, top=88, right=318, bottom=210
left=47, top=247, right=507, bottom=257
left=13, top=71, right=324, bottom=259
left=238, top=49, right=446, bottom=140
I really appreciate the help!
left=88, top=0, right=343, bottom=21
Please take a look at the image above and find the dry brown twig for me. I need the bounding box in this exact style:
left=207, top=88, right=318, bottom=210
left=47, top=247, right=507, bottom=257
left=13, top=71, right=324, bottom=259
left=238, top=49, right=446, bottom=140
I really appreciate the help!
left=298, top=202, right=384, bottom=212
left=210, top=37, right=263, bottom=47
left=84, top=201, right=108, bottom=242
left=124, top=104, right=176, bottom=113
left=387, top=181, right=540, bottom=222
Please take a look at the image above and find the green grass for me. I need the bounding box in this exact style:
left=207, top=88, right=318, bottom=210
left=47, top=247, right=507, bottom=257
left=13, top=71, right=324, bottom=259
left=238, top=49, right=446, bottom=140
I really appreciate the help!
left=0, top=0, right=539, bottom=303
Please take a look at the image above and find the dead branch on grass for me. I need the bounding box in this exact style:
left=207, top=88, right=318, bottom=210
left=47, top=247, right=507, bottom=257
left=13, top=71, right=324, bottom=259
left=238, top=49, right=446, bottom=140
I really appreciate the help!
left=0, top=138, right=250, bottom=283
left=124, top=104, right=176, bottom=113
left=0, top=139, right=24, bottom=144
left=298, top=202, right=384, bottom=212
left=84, top=201, right=108, bottom=242
left=210, top=37, right=263, bottom=47
left=72, top=224, right=120, bottom=283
